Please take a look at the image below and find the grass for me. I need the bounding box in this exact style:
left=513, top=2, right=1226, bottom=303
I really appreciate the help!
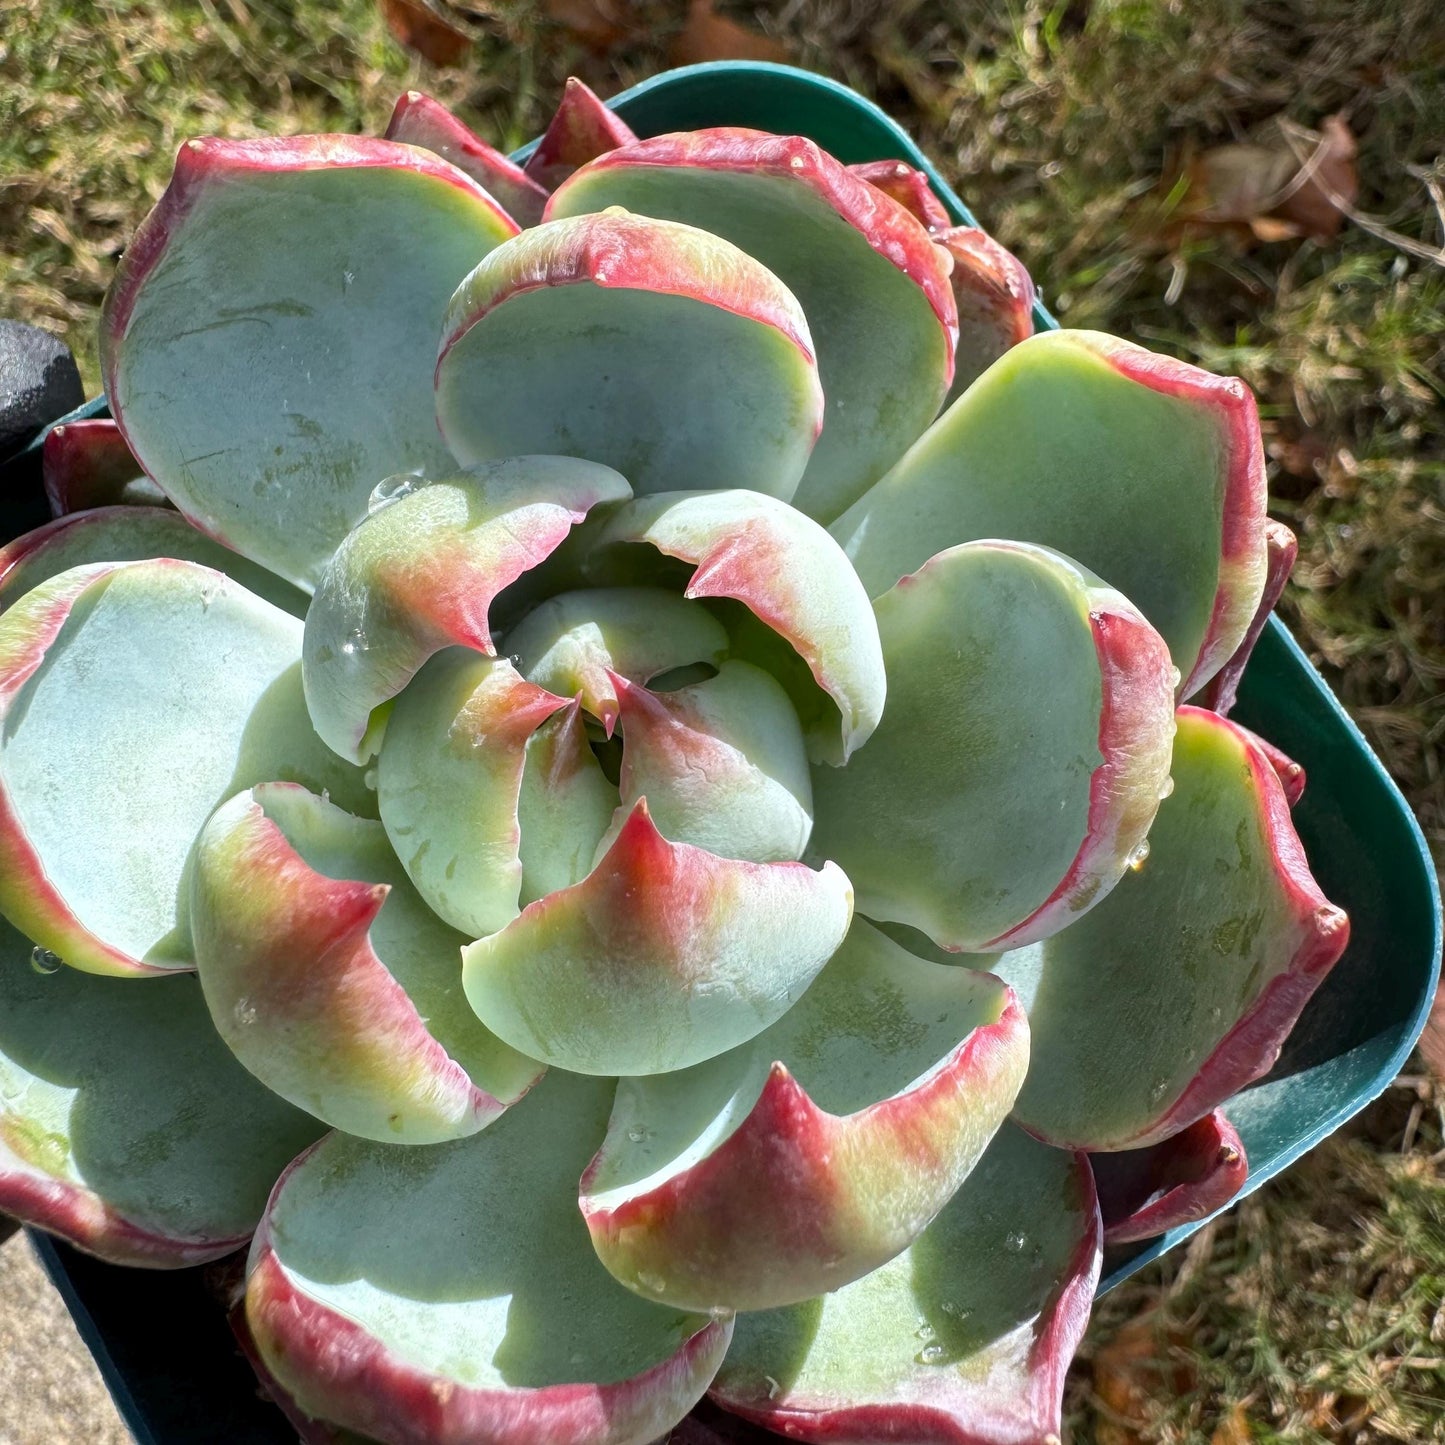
left=2, top=0, right=1442, bottom=1440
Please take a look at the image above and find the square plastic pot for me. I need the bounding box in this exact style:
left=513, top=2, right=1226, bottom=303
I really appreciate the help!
left=1, top=59, right=1438, bottom=1445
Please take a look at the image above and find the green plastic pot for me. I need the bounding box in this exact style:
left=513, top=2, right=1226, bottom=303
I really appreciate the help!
left=2, top=60, right=1438, bottom=1445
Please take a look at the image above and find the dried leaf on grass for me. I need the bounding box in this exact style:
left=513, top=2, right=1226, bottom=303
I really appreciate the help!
left=1164, top=113, right=1359, bottom=246
left=378, top=0, right=472, bottom=65
left=541, top=0, right=640, bottom=54
left=668, top=0, right=789, bottom=66
left=1210, top=1401, right=1255, bottom=1444
left=1418, top=979, right=1445, bottom=1082
left=1091, top=1312, right=1199, bottom=1445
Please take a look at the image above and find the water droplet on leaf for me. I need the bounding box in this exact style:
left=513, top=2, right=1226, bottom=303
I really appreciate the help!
left=234, top=997, right=258, bottom=1027
left=1005, top=1230, right=1027, bottom=1251
left=1128, top=839, right=1151, bottom=871
left=914, top=1343, right=948, bottom=1365
left=29, top=947, right=63, bottom=975
left=368, top=474, right=420, bottom=515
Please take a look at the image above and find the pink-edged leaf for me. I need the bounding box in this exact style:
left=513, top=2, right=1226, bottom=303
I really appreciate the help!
left=709, top=1123, right=1101, bottom=1445
left=435, top=209, right=823, bottom=504
left=848, top=159, right=951, bottom=232
left=809, top=540, right=1176, bottom=954
left=40, top=418, right=155, bottom=516
left=0, top=913, right=323, bottom=1268
left=833, top=329, right=1270, bottom=699
left=463, top=799, right=853, bottom=1076
left=1092, top=1110, right=1248, bottom=1245
left=504, top=585, right=730, bottom=736
left=548, top=128, right=957, bottom=521
left=580, top=921, right=1029, bottom=1313
left=386, top=89, right=549, bottom=225
left=301, top=457, right=629, bottom=764
left=0, top=506, right=308, bottom=619
left=523, top=76, right=638, bottom=190
left=1234, top=722, right=1306, bottom=806
left=608, top=662, right=813, bottom=863
left=375, top=650, right=574, bottom=936
left=246, top=1069, right=731, bottom=1445
left=0, top=560, right=368, bottom=977
left=101, top=134, right=519, bottom=590
left=937, top=225, right=1036, bottom=403
left=587, top=490, right=885, bottom=765
left=192, top=783, right=541, bottom=1144
left=999, top=706, right=1349, bottom=1151
left=1196, top=519, right=1298, bottom=715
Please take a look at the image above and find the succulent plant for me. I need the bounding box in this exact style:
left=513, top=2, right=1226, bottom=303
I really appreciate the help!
left=0, top=75, right=1349, bottom=1445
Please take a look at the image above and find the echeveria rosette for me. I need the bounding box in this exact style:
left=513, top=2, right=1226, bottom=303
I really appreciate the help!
left=0, top=76, right=1351, bottom=1445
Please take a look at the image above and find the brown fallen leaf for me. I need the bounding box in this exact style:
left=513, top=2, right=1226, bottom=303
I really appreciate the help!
left=1164, top=113, right=1359, bottom=247
left=378, top=0, right=472, bottom=66
left=1211, top=1402, right=1255, bottom=1445
left=1417, top=976, right=1445, bottom=1082
left=668, top=0, right=789, bottom=67
left=1091, top=1312, right=1198, bottom=1445
left=542, top=0, right=639, bottom=54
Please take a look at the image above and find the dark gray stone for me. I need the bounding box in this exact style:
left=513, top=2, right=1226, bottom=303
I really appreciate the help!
left=0, top=320, right=85, bottom=458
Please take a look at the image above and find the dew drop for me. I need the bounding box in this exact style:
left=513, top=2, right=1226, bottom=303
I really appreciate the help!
left=763, top=1375, right=781, bottom=1400
left=625, top=1124, right=652, bottom=1144
left=1127, top=839, right=1151, bottom=871
left=234, top=997, right=258, bottom=1027
left=1168, top=664, right=1182, bottom=690
left=635, top=1270, right=667, bottom=1296
left=341, top=626, right=368, bottom=658
left=914, top=1321, right=936, bottom=1341
left=1005, top=1230, right=1027, bottom=1252
left=1149, top=1078, right=1168, bottom=1103
left=343, top=269, right=355, bottom=291
left=914, top=1343, right=948, bottom=1366
left=29, top=947, right=63, bottom=975
left=363, top=767, right=378, bottom=790
left=368, top=474, right=420, bottom=515
left=1159, top=775, right=1175, bottom=800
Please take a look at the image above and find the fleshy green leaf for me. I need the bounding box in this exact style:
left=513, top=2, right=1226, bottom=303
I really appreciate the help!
left=101, top=135, right=519, bottom=590
left=996, top=706, right=1349, bottom=1150
left=246, top=1068, right=731, bottom=1445
left=831, top=328, right=1269, bottom=696
left=191, top=782, right=541, bottom=1144
left=546, top=130, right=953, bottom=523
left=0, top=560, right=369, bottom=976
left=301, top=457, right=629, bottom=764
left=580, top=920, right=1028, bottom=1313
left=1092, top=1110, right=1247, bottom=1245
left=376, top=650, right=570, bottom=936
left=710, top=1123, right=1100, bottom=1445
left=809, top=540, right=1176, bottom=953
left=385, top=90, right=548, bottom=225
left=0, top=914, right=323, bottom=1267
left=504, top=586, right=730, bottom=733
left=607, top=661, right=812, bottom=863
left=548, top=130, right=957, bottom=522
left=462, top=800, right=853, bottom=1076
left=435, top=210, right=823, bottom=502
left=586, top=490, right=886, bottom=765
left=0, top=506, right=308, bottom=618
left=517, top=701, right=617, bottom=905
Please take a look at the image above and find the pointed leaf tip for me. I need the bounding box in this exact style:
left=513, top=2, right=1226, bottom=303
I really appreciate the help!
left=463, top=798, right=853, bottom=1077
